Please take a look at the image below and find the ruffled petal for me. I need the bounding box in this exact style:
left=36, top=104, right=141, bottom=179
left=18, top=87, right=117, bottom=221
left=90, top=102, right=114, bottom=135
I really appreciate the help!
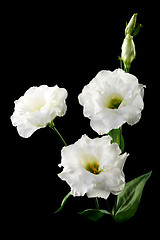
left=17, top=121, right=41, bottom=138
left=87, top=182, right=110, bottom=199
left=90, top=109, right=126, bottom=134
left=11, top=85, right=68, bottom=138
left=58, top=135, right=129, bottom=199
left=78, top=69, right=145, bottom=135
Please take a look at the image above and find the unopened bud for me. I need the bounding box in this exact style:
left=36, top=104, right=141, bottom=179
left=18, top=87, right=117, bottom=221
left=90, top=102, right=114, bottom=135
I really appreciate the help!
left=125, top=13, right=137, bottom=36
left=121, top=34, right=136, bottom=72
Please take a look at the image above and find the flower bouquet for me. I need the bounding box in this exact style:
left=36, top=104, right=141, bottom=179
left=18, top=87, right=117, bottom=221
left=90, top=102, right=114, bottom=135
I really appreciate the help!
left=11, top=14, right=151, bottom=222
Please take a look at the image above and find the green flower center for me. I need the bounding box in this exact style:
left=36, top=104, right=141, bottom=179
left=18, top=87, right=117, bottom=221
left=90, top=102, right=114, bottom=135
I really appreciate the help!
left=108, top=98, right=122, bottom=109
left=85, top=162, right=102, bottom=175
left=80, top=155, right=103, bottom=175
left=103, top=93, right=124, bottom=109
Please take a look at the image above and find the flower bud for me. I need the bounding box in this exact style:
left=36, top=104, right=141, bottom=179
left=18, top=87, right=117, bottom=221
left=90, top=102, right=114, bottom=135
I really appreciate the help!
left=125, top=13, right=137, bottom=36
left=121, top=34, right=136, bottom=72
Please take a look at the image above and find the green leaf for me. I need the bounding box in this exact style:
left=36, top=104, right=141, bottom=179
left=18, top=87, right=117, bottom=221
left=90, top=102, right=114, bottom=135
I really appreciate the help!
left=79, top=209, right=111, bottom=222
left=108, top=127, right=125, bottom=152
left=55, top=191, right=71, bottom=213
left=113, top=171, right=152, bottom=222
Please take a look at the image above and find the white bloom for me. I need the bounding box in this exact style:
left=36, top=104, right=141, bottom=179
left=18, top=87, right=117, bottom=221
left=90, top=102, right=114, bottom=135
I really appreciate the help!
left=58, top=134, right=129, bottom=199
left=78, top=69, right=145, bottom=134
left=11, top=85, right=68, bottom=138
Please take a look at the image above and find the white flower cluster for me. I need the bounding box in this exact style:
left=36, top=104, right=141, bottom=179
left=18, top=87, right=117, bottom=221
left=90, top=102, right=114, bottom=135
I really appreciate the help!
left=58, top=69, right=145, bottom=199
left=11, top=67, right=145, bottom=200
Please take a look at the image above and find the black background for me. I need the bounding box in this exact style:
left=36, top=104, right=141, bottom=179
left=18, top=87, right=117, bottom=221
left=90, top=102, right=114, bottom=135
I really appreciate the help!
left=5, top=1, right=157, bottom=238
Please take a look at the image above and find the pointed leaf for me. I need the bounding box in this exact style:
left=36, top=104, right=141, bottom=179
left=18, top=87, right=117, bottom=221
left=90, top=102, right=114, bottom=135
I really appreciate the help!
left=55, top=191, right=71, bottom=213
left=113, top=171, right=152, bottom=222
left=108, top=128, right=125, bottom=152
left=79, top=209, right=111, bottom=222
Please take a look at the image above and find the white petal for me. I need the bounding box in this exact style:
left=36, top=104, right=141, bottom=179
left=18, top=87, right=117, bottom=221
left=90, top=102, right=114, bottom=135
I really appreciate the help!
left=87, top=183, right=110, bottom=199
left=114, top=152, right=129, bottom=170
left=103, top=167, right=125, bottom=194
left=90, top=109, right=126, bottom=134
left=17, top=121, right=41, bottom=138
left=58, top=170, right=95, bottom=197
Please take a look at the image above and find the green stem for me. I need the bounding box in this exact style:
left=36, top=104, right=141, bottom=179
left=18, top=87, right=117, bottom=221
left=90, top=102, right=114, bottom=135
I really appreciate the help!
left=48, top=120, right=67, bottom=146
left=94, top=198, right=100, bottom=209
left=119, top=56, right=130, bottom=73
left=120, top=58, right=123, bottom=70
left=106, top=199, right=111, bottom=213
left=125, top=67, right=130, bottom=73
left=119, top=126, right=122, bottom=150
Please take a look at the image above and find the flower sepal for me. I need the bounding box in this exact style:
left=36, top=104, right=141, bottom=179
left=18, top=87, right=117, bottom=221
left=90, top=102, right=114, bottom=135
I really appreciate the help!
left=132, top=23, right=143, bottom=37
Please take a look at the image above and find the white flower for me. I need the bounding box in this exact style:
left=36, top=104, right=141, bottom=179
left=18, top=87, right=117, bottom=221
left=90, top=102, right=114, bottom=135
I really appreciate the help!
left=11, top=85, right=68, bottom=138
left=58, top=134, right=129, bottom=199
left=78, top=69, right=145, bottom=134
